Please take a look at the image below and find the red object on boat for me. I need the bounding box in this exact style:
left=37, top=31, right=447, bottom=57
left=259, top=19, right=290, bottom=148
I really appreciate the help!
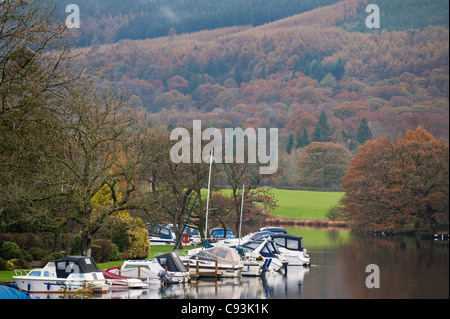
left=102, top=268, right=131, bottom=279
left=182, top=234, right=191, bottom=244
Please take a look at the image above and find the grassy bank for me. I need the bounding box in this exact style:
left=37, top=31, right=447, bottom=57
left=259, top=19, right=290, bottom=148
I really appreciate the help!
left=220, top=188, right=344, bottom=220
left=268, top=189, right=344, bottom=220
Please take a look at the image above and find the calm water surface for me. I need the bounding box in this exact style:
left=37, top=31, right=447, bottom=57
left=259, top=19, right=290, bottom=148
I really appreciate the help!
left=34, top=227, right=449, bottom=299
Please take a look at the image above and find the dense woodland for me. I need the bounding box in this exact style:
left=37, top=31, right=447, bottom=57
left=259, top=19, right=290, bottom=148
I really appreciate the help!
left=0, top=0, right=448, bottom=265
left=49, top=0, right=341, bottom=46
left=69, top=0, right=449, bottom=189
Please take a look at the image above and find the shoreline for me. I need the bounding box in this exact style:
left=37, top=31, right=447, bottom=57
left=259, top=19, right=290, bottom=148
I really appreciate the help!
left=263, top=218, right=349, bottom=229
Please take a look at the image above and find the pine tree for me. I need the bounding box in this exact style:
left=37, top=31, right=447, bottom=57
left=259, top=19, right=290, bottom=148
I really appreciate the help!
left=233, top=64, right=243, bottom=86
left=332, top=56, right=345, bottom=80
left=312, top=110, right=331, bottom=142
left=204, top=57, right=216, bottom=76
left=356, top=117, right=372, bottom=145
left=217, top=59, right=227, bottom=76
left=286, top=133, right=294, bottom=154
left=296, top=128, right=311, bottom=148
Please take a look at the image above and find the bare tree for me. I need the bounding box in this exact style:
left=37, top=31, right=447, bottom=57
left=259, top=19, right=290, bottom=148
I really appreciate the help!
left=0, top=0, right=80, bottom=232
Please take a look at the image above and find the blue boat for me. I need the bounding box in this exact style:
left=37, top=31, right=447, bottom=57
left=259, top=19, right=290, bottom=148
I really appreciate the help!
left=148, top=225, right=175, bottom=245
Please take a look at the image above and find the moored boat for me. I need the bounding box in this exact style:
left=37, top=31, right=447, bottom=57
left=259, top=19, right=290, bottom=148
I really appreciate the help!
left=13, top=256, right=109, bottom=294
left=181, top=245, right=243, bottom=278
left=105, top=258, right=189, bottom=285
left=101, top=269, right=149, bottom=289
left=270, top=233, right=310, bottom=266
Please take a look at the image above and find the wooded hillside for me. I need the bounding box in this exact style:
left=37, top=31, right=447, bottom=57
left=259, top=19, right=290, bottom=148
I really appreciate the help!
left=69, top=0, right=448, bottom=189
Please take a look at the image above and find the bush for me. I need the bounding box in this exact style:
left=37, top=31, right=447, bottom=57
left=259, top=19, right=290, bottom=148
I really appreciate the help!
left=0, top=233, right=39, bottom=250
left=8, top=258, right=28, bottom=269
left=91, top=239, right=114, bottom=263
left=325, top=205, right=345, bottom=221
left=0, top=258, right=8, bottom=271
left=0, top=241, right=19, bottom=258
left=29, top=247, right=49, bottom=261
left=110, top=243, right=122, bottom=261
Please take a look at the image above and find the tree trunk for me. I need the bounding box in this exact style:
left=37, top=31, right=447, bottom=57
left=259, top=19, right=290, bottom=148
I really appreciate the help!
left=81, top=234, right=92, bottom=257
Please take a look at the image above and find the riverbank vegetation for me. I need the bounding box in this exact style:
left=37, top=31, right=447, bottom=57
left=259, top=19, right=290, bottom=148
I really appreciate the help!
left=0, top=0, right=448, bottom=271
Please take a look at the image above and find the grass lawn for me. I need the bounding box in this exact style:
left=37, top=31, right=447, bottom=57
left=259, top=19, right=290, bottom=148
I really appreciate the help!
left=219, top=188, right=344, bottom=220
left=268, top=189, right=344, bottom=220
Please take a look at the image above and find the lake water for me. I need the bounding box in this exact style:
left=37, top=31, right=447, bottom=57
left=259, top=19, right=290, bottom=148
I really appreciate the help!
left=33, top=226, right=449, bottom=300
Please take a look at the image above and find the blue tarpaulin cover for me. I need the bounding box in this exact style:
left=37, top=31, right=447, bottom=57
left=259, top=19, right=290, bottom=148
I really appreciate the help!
left=0, top=285, right=31, bottom=299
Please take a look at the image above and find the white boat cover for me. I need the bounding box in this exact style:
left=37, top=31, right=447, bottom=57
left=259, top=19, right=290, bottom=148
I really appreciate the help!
left=193, top=246, right=241, bottom=266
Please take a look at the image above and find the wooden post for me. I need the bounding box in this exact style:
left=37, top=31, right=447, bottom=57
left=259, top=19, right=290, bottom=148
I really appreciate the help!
left=215, top=260, right=218, bottom=277
left=196, top=260, right=199, bottom=277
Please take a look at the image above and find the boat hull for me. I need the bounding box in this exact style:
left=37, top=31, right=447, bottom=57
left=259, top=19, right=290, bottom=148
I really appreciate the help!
left=13, top=276, right=108, bottom=294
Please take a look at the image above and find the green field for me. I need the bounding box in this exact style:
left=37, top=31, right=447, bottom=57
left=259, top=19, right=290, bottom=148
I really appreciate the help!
left=267, top=189, right=344, bottom=220
left=219, top=188, right=344, bottom=220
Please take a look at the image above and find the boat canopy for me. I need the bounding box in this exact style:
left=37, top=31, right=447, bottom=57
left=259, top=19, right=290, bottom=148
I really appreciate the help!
left=191, top=246, right=241, bottom=266
left=240, top=239, right=281, bottom=258
left=53, top=256, right=101, bottom=278
left=211, top=228, right=235, bottom=239
left=259, top=227, right=287, bottom=234
left=154, top=252, right=187, bottom=272
left=270, top=234, right=304, bottom=251
left=148, top=225, right=174, bottom=240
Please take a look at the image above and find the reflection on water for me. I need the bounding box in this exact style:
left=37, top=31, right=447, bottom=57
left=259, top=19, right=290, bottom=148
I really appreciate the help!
left=32, top=227, right=448, bottom=299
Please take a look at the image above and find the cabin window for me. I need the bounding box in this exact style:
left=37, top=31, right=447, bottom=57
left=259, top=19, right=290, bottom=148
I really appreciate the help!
left=44, top=271, right=50, bottom=277
left=287, top=240, right=299, bottom=250
left=29, top=271, right=41, bottom=276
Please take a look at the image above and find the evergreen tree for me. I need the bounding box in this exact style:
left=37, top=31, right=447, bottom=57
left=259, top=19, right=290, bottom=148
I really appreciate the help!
left=312, top=110, right=331, bottom=142
left=204, top=57, right=216, bottom=76
left=286, top=133, right=294, bottom=154
left=217, top=59, right=227, bottom=76
left=356, top=117, right=372, bottom=144
left=233, top=64, right=243, bottom=86
left=296, top=128, right=311, bottom=148
left=260, top=65, right=267, bottom=79
left=331, top=56, right=345, bottom=80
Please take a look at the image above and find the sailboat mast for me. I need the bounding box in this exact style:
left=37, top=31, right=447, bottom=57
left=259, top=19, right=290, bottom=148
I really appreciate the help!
left=239, top=184, right=245, bottom=245
left=204, top=150, right=213, bottom=240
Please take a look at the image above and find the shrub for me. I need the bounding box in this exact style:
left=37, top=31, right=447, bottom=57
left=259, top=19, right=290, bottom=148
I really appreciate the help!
left=110, top=243, right=122, bottom=261
left=0, top=258, right=8, bottom=271
left=91, top=239, right=114, bottom=263
left=8, top=258, right=28, bottom=269
left=29, top=247, right=49, bottom=261
left=0, top=241, right=19, bottom=258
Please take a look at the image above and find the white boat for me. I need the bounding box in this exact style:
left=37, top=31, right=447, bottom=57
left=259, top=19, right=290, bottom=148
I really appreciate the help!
left=270, top=233, right=310, bottom=266
left=105, top=257, right=189, bottom=285
left=13, top=256, right=109, bottom=294
left=238, top=237, right=289, bottom=272
left=181, top=245, right=243, bottom=278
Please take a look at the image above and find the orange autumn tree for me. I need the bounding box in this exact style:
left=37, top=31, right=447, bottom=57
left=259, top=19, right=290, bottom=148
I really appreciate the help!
left=340, top=127, right=449, bottom=234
